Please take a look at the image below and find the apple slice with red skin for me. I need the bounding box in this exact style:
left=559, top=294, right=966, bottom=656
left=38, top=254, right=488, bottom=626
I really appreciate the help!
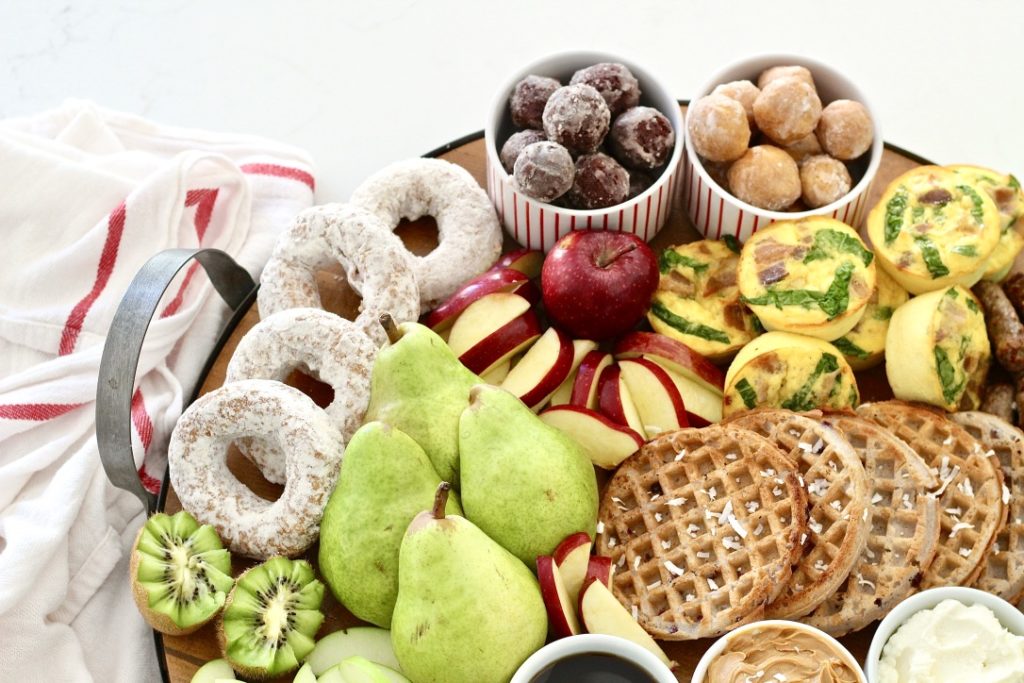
left=659, top=364, right=722, bottom=426
left=456, top=309, right=541, bottom=376
left=479, top=359, right=511, bottom=385
left=541, top=339, right=598, bottom=410
left=448, top=292, right=533, bottom=358
left=538, top=405, right=644, bottom=469
left=597, top=364, right=647, bottom=437
left=614, top=331, right=725, bottom=393
left=536, top=555, right=581, bottom=639
left=577, top=578, right=673, bottom=668
left=618, top=358, right=689, bottom=437
left=584, top=555, right=614, bottom=590
left=569, top=351, right=615, bottom=410
left=490, top=248, right=544, bottom=279
left=500, top=327, right=574, bottom=409
left=552, top=532, right=592, bottom=606
left=423, top=268, right=540, bottom=332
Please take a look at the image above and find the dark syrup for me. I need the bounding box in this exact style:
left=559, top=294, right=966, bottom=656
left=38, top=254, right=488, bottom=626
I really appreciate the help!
left=529, top=652, right=658, bottom=682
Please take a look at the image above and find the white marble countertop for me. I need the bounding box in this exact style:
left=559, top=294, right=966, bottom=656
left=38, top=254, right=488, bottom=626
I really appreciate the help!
left=4, top=0, right=1022, bottom=203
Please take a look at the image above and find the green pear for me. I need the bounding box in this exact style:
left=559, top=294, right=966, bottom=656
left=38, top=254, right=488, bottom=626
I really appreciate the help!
left=364, top=316, right=480, bottom=487
left=391, top=484, right=547, bottom=683
left=319, top=422, right=462, bottom=628
left=459, top=384, right=598, bottom=568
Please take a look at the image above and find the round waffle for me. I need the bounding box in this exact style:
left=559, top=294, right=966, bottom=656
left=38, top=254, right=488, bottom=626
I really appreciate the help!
left=858, top=401, right=1005, bottom=588
left=595, top=425, right=807, bottom=640
left=951, top=411, right=1024, bottom=601
left=802, top=414, right=940, bottom=636
left=725, top=409, right=872, bottom=619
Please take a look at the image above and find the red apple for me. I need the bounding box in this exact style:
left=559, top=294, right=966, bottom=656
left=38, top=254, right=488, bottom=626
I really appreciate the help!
left=423, top=268, right=539, bottom=332
left=539, top=405, right=644, bottom=469
left=536, top=555, right=581, bottom=639
left=500, top=327, right=574, bottom=409
left=570, top=351, right=615, bottom=410
left=617, top=358, right=689, bottom=437
left=552, top=532, right=592, bottom=605
left=456, top=310, right=542, bottom=376
left=547, top=340, right=599, bottom=408
left=491, top=248, right=544, bottom=279
left=597, top=364, right=647, bottom=437
left=578, top=578, right=673, bottom=668
left=614, top=331, right=725, bottom=392
left=585, top=555, right=614, bottom=590
left=541, top=231, right=659, bottom=341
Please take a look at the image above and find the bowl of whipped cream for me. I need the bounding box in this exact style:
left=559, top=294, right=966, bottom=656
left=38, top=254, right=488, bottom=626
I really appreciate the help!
left=866, top=586, right=1024, bottom=683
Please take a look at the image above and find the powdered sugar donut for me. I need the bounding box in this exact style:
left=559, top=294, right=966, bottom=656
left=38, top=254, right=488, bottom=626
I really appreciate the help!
left=350, top=158, right=502, bottom=311
left=258, top=203, right=419, bottom=347
left=225, top=308, right=375, bottom=484
left=168, top=380, right=343, bottom=559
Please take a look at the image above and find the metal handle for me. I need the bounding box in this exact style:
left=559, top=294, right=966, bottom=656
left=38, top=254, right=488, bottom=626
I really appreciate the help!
left=96, top=248, right=256, bottom=514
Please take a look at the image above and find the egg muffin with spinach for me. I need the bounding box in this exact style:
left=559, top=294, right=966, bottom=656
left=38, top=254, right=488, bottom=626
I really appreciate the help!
left=830, top=267, right=909, bottom=370
left=948, top=164, right=1023, bottom=283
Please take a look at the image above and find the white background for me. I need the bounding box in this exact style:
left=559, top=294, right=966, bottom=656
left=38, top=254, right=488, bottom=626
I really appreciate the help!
left=3, top=0, right=1022, bottom=205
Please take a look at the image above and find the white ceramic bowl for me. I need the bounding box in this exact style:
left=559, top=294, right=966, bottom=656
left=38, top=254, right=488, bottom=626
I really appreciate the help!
left=865, top=586, right=1024, bottom=683
left=486, top=51, right=686, bottom=252
left=691, top=620, right=866, bottom=683
left=683, top=54, right=883, bottom=242
left=510, top=633, right=676, bottom=683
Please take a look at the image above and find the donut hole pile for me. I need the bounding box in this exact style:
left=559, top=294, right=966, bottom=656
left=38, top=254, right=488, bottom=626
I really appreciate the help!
left=688, top=63, right=874, bottom=212
left=499, top=62, right=676, bottom=210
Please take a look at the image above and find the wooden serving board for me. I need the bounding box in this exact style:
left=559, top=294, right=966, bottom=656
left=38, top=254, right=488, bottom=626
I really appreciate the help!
left=158, top=103, right=928, bottom=682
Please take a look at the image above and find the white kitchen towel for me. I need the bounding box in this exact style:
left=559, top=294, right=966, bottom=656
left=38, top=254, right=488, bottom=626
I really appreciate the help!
left=0, top=100, right=315, bottom=682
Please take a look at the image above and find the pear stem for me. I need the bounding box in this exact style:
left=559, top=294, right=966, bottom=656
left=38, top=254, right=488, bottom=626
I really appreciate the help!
left=432, top=482, right=451, bottom=519
left=379, top=313, right=402, bottom=344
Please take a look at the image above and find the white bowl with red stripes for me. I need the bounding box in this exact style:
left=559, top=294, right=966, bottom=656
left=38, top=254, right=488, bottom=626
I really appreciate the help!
left=683, top=54, right=883, bottom=243
left=485, top=51, right=685, bottom=252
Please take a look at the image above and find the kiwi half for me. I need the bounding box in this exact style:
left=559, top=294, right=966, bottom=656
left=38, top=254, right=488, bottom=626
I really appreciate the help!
left=218, top=556, right=325, bottom=679
left=130, top=510, right=234, bottom=635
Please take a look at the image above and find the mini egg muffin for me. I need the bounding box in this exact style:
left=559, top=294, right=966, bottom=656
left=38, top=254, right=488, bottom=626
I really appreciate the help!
left=885, top=285, right=990, bottom=411
left=723, top=331, right=859, bottom=417
left=831, top=267, right=909, bottom=370
left=948, top=164, right=1024, bottom=283
left=866, top=166, right=1001, bottom=294
left=648, top=239, right=760, bottom=361
left=737, top=217, right=876, bottom=341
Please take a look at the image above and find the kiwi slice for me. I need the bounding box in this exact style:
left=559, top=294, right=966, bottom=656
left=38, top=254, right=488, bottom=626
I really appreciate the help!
left=130, top=510, right=234, bottom=635
left=219, top=556, right=325, bottom=679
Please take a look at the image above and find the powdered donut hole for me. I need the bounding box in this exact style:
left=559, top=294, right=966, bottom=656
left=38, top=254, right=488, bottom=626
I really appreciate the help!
left=500, top=129, right=546, bottom=173
left=816, top=100, right=874, bottom=160
left=711, top=80, right=760, bottom=129
left=567, top=153, right=630, bottom=210
left=569, top=62, right=641, bottom=118
left=727, top=145, right=802, bottom=211
left=542, top=84, right=611, bottom=154
left=513, top=141, right=575, bottom=202
left=510, top=75, right=561, bottom=130
left=782, top=132, right=824, bottom=164
left=757, top=65, right=815, bottom=90
left=753, top=78, right=823, bottom=145
left=687, top=94, right=751, bottom=163
left=703, top=159, right=733, bottom=192
left=800, top=154, right=853, bottom=208
left=610, top=106, right=675, bottom=170
left=628, top=170, right=654, bottom=199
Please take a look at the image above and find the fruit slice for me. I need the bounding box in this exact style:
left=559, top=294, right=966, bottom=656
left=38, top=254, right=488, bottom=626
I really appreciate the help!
left=615, top=331, right=725, bottom=392
left=456, top=309, right=542, bottom=376
left=501, top=327, right=574, bottom=408
left=660, top=364, right=723, bottom=426
left=618, top=357, right=689, bottom=437
left=536, top=556, right=582, bottom=639
left=131, top=510, right=234, bottom=636
left=305, top=627, right=401, bottom=676
left=578, top=578, right=673, bottom=668
left=423, top=268, right=540, bottom=332
left=585, top=555, right=614, bottom=590
left=220, top=557, right=325, bottom=680
left=539, top=405, right=644, bottom=469
left=552, top=532, right=592, bottom=607
left=292, top=663, right=316, bottom=683
left=447, top=292, right=533, bottom=357
left=547, top=340, right=599, bottom=407
left=480, top=359, right=511, bottom=385
left=597, top=364, right=647, bottom=437
left=570, top=351, right=615, bottom=409
left=492, top=248, right=545, bottom=279
left=190, top=659, right=235, bottom=683
left=322, top=656, right=411, bottom=683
